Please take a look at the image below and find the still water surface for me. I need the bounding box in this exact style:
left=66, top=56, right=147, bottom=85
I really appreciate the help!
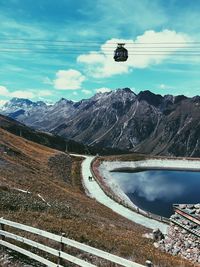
left=111, top=170, right=200, bottom=217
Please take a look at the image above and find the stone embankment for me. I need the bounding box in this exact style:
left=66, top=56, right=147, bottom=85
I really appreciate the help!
left=157, top=204, right=200, bottom=264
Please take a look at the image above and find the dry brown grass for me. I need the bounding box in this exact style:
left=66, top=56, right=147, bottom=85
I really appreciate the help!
left=0, top=128, right=198, bottom=267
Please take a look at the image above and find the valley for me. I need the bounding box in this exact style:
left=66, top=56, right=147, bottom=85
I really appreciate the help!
left=1, top=88, right=200, bottom=158
left=0, top=120, right=196, bottom=266
left=1, top=1, right=200, bottom=266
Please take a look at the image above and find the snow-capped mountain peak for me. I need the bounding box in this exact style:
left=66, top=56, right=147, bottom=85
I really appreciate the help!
left=1, top=98, right=46, bottom=113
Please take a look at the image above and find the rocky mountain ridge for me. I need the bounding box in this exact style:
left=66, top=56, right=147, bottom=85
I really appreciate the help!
left=1, top=88, right=200, bottom=157
left=0, top=114, right=127, bottom=156
left=1, top=97, right=47, bottom=119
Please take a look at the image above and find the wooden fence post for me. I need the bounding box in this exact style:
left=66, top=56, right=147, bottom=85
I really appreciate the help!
left=145, top=260, right=153, bottom=267
left=57, top=233, right=65, bottom=266
left=0, top=218, right=5, bottom=241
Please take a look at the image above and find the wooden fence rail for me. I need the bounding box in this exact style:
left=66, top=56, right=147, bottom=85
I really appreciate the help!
left=0, top=218, right=146, bottom=267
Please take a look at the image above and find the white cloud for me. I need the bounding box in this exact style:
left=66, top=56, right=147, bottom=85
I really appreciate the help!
left=10, top=90, right=35, bottom=99
left=37, top=90, right=52, bottom=97
left=0, top=100, right=8, bottom=107
left=158, top=83, right=176, bottom=91
left=96, top=0, right=167, bottom=32
left=112, top=171, right=185, bottom=202
left=0, top=86, right=34, bottom=100
left=77, top=29, right=191, bottom=78
left=0, top=15, right=47, bottom=41
left=81, top=89, right=92, bottom=95
left=96, top=87, right=111, bottom=93
left=0, top=86, right=9, bottom=96
left=53, top=69, right=86, bottom=90
left=159, top=84, right=166, bottom=89
left=43, top=77, right=53, bottom=85
left=0, top=85, right=52, bottom=100
left=78, top=50, right=128, bottom=78
left=182, top=90, right=199, bottom=97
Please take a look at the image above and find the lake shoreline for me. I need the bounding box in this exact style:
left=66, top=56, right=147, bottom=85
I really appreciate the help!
left=111, top=167, right=200, bottom=173
left=92, top=157, right=200, bottom=224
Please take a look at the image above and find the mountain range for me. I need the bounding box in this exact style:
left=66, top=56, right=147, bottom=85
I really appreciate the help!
left=0, top=114, right=127, bottom=156
left=1, top=88, right=200, bottom=157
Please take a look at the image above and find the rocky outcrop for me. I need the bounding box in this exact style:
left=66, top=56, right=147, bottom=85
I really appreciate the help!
left=158, top=204, right=200, bottom=264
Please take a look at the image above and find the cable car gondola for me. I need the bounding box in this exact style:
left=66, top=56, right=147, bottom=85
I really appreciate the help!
left=114, top=43, right=128, bottom=62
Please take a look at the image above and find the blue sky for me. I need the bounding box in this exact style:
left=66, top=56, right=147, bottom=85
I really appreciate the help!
left=0, top=0, right=200, bottom=105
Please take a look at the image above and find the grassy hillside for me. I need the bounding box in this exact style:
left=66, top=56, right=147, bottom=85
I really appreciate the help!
left=0, top=114, right=130, bottom=156
left=0, top=128, right=196, bottom=267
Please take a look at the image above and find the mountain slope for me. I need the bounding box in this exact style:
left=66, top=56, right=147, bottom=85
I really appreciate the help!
left=134, top=97, right=200, bottom=157
left=0, top=114, right=68, bottom=151
left=0, top=128, right=194, bottom=267
left=1, top=88, right=199, bottom=157
left=0, top=114, right=128, bottom=155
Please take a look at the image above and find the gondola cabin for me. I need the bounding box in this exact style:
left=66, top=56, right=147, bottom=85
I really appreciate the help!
left=114, top=43, right=128, bottom=62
